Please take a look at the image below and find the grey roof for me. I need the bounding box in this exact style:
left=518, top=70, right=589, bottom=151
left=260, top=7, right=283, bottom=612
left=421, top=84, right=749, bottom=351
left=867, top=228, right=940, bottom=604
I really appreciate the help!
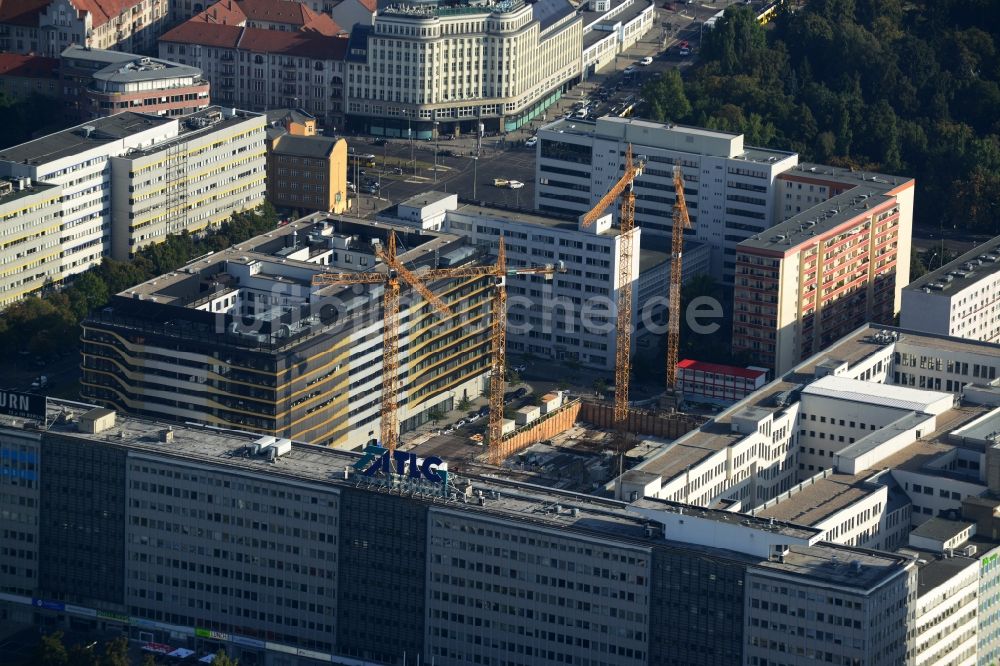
left=91, top=57, right=202, bottom=86
left=266, top=108, right=316, bottom=126
left=272, top=134, right=339, bottom=159
left=905, top=235, right=1000, bottom=295
left=0, top=179, right=59, bottom=206
left=910, top=517, right=974, bottom=543
left=738, top=162, right=914, bottom=252
left=914, top=551, right=977, bottom=596
left=61, top=45, right=137, bottom=65
left=0, top=113, right=174, bottom=166
left=534, top=0, right=577, bottom=30
left=835, top=412, right=933, bottom=461
left=400, top=191, right=454, bottom=208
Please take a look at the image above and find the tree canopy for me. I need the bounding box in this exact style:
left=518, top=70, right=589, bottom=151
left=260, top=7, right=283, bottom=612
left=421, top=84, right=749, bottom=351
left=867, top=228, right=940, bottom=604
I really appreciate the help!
left=641, top=0, right=1000, bottom=234
left=0, top=204, right=280, bottom=362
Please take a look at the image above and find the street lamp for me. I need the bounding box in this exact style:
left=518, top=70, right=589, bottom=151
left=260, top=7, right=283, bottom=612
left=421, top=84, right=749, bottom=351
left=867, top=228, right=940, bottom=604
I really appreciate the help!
left=433, top=120, right=439, bottom=184
left=471, top=155, right=478, bottom=200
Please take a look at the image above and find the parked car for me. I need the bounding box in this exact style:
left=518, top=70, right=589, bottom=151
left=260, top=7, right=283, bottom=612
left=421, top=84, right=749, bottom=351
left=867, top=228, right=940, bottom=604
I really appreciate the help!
left=640, top=56, right=653, bottom=65
left=442, top=427, right=455, bottom=435
left=456, top=419, right=467, bottom=427
left=478, top=405, right=490, bottom=416
left=525, top=136, right=538, bottom=147
left=624, top=65, right=637, bottom=74
left=511, top=364, right=527, bottom=372
left=513, top=388, right=528, bottom=399
left=371, top=137, right=388, bottom=146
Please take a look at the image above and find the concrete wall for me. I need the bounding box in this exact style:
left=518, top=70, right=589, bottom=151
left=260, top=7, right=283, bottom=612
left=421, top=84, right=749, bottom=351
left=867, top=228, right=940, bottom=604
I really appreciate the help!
left=578, top=401, right=703, bottom=439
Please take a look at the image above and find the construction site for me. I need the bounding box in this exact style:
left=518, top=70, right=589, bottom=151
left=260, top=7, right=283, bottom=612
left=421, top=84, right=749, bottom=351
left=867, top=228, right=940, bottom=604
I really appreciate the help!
left=81, top=141, right=707, bottom=492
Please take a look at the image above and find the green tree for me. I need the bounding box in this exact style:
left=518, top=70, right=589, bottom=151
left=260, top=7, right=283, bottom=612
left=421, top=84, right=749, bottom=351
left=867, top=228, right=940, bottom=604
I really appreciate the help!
left=35, top=631, right=68, bottom=666
left=909, top=247, right=928, bottom=281
left=592, top=378, right=609, bottom=396
left=67, top=643, right=98, bottom=666
left=211, top=650, right=239, bottom=666
left=98, top=637, right=129, bottom=666
left=457, top=396, right=472, bottom=411
left=642, top=69, right=691, bottom=123
left=427, top=407, right=445, bottom=423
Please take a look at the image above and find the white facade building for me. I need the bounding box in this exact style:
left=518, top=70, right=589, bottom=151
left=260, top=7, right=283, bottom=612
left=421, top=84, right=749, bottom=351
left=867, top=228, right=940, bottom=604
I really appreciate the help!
left=534, top=116, right=798, bottom=281
left=346, top=0, right=582, bottom=137
left=902, top=236, right=1000, bottom=343
left=913, top=554, right=979, bottom=666
left=0, top=108, right=266, bottom=291
left=0, top=179, right=62, bottom=308
left=580, top=0, right=655, bottom=77
left=110, top=107, right=266, bottom=260
left=386, top=192, right=710, bottom=370
left=0, top=113, right=176, bottom=280
left=617, top=325, right=1000, bottom=520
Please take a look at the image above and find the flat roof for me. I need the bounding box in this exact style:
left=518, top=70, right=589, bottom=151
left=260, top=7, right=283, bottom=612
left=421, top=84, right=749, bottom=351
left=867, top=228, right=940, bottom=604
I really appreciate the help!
left=911, top=516, right=974, bottom=542
left=754, top=544, right=912, bottom=591
left=755, top=473, right=880, bottom=525
left=802, top=375, right=951, bottom=413
left=453, top=202, right=617, bottom=236
left=835, top=412, right=933, bottom=461
left=914, top=551, right=977, bottom=596
left=678, top=359, right=767, bottom=380
left=0, top=112, right=174, bottom=165
left=906, top=235, right=1000, bottom=295
left=272, top=134, right=339, bottom=159
left=400, top=191, right=455, bottom=208
left=632, top=325, right=1000, bottom=485
left=540, top=116, right=794, bottom=164
left=0, top=179, right=59, bottom=206
left=738, top=161, right=916, bottom=253
left=122, top=107, right=262, bottom=159
left=121, top=213, right=458, bottom=303
left=951, top=407, right=1000, bottom=444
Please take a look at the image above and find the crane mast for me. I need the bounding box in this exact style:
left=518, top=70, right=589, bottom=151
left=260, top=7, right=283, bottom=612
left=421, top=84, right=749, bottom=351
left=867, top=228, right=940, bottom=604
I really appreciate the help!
left=665, top=166, right=692, bottom=402
left=311, top=231, right=450, bottom=459
left=582, top=144, right=644, bottom=453
left=419, top=243, right=565, bottom=465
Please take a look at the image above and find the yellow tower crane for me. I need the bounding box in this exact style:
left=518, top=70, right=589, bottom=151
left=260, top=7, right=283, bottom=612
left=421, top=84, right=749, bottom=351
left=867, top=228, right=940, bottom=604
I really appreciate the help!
left=664, top=166, right=692, bottom=408
left=310, top=231, right=451, bottom=458
left=580, top=144, right=645, bottom=446
left=416, top=240, right=566, bottom=465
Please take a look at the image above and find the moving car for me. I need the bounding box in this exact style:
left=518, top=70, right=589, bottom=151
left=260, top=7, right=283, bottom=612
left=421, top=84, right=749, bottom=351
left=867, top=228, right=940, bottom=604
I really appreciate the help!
left=525, top=136, right=538, bottom=147
left=493, top=178, right=510, bottom=187
left=508, top=180, right=524, bottom=189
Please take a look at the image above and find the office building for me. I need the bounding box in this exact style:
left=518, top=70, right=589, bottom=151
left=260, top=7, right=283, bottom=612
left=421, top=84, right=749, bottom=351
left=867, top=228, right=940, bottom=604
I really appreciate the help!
left=159, top=0, right=349, bottom=126
left=0, top=398, right=918, bottom=665
left=534, top=116, right=799, bottom=280
left=59, top=45, right=210, bottom=120
left=344, top=0, right=582, bottom=137
left=0, top=53, right=58, bottom=101
left=0, top=178, right=62, bottom=309
left=0, top=112, right=176, bottom=280
left=0, top=107, right=265, bottom=290
left=732, top=163, right=915, bottom=374
left=383, top=191, right=710, bottom=370
left=80, top=215, right=493, bottom=448
left=266, top=129, right=349, bottom=215
left=902, top=236, right=1000, bottom=344
left=675, top=359, right=768, bottom=405
left=109, top=107, right=266, bottom=259
left=581, top=0, right=655, bottom=77
left=617, top=324, right=1000, bottom=527
left=0, top=0, right=169, bottom=57
left=266, top=108, right=319, bottom=137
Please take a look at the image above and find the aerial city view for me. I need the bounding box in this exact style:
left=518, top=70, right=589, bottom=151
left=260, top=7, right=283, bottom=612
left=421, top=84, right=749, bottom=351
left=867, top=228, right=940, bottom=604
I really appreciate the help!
left=0, top=0, right=999, bottom=663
